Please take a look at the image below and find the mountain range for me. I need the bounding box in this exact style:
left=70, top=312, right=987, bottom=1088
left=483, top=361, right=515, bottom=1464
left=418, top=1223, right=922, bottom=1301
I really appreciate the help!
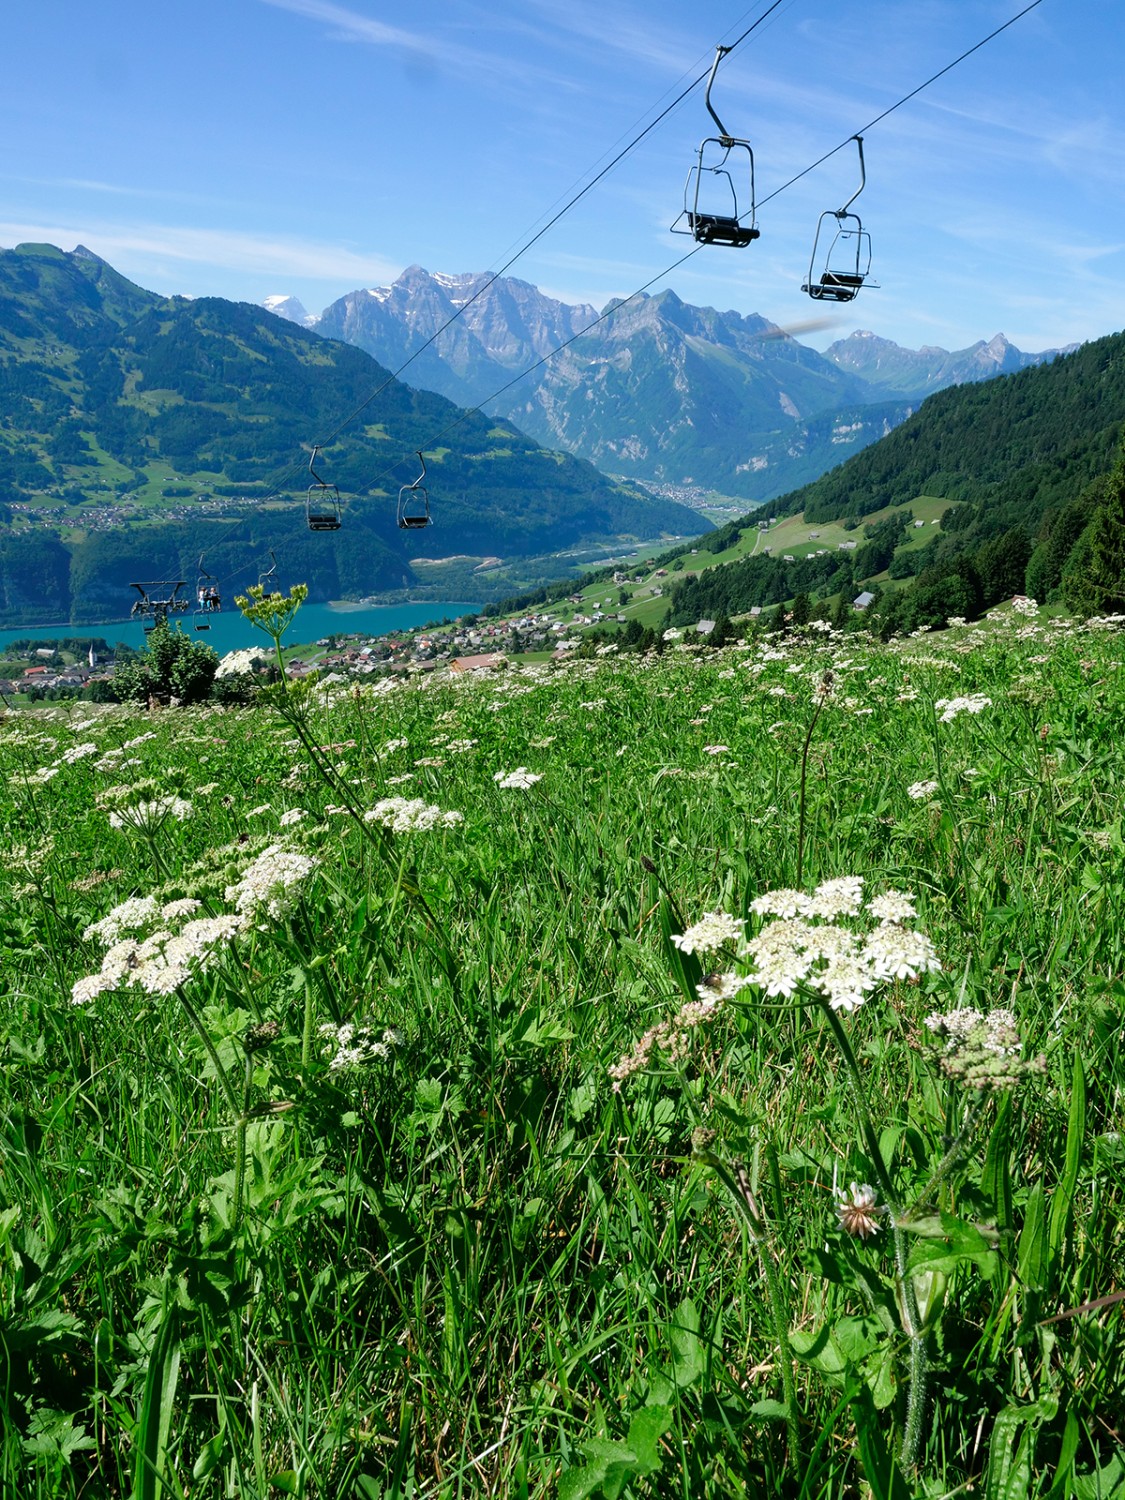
left=264, top=266, right=1073, bottom=502
left=0, top=243, right=705, bottom=625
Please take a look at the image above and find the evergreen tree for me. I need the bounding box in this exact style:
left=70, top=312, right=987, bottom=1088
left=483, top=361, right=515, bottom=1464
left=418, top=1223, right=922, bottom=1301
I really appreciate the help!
left=790, top=592, right=812, bottom=627
left=1064, top=440, right=1125, bottom=616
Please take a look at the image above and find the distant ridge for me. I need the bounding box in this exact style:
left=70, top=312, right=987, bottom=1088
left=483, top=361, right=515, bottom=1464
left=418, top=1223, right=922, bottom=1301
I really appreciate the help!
left=266, top=269, right=1081, bottom=503
left=823, top=328, right=1078, bottom=397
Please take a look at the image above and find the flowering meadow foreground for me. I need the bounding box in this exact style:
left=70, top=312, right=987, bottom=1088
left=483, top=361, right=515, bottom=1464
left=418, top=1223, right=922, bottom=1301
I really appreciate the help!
left=2, top=602, right=1124, bottom=1499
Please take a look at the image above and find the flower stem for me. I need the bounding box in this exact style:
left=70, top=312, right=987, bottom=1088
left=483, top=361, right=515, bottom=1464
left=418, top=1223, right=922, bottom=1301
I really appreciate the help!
left=894, top=1220, right=929, bottom=1470
left=816, top=997, right=929, bottom=1468
left=795, top=695, right=826, bottom=888
left=700, top=1152, right=800, bottom=1467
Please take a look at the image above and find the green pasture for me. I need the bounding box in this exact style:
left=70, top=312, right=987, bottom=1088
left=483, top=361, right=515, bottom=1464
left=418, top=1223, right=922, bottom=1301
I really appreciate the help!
left=2, top=605, right=1123, bottom=1498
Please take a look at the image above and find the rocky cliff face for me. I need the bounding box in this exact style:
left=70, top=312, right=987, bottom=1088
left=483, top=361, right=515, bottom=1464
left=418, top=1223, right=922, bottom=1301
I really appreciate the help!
left=265, top=269, right=1080, bottom=502
left=279, top=270, right=893, bottom=501
left=313, top=266, right=597, bottom=409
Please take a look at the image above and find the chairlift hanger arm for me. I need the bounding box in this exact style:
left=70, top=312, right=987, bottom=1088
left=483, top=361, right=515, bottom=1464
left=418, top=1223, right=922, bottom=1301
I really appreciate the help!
left=704, top=44, right=737, bottom=146
left=408, top=451, right=427, bottom=491
left=309, top=443, right=328, bottom=487
left=836, top=135, right=866, bottom=218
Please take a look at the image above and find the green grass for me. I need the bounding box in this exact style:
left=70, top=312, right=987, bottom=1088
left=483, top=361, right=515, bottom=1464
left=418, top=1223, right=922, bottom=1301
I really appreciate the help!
left=2, top=607, right=1124, bottom=1497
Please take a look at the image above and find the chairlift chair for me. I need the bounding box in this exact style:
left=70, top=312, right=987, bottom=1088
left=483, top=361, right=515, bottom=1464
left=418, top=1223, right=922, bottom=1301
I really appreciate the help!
left=803, top=136, right=876, bottom=303
left=258, top=550, right=279, bottom=593
left=672, top=46, right=760, bottom=248
left=397, top=452, right=432, bottom=530
left=129, top=580, right=190, bottom=634
left=306, top=445, right=341, bottom=532
left=193, top=554, right=221, bottom=631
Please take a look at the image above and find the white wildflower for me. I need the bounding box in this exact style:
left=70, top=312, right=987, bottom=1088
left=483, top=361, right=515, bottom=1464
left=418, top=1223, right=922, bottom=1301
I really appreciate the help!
left=863, top=924, right=941, bottom=982
left=494, top=767, right=542, bottom=790
left=866, top=890, right=917, bottom=924
left=750, top=889, right=813, bottom=920
left=907, top=779, right=940, bottom=800
left=60, top=742, right=99, bottom=764
left=279, top=808, right=306, bottom=826
left=226, top=844, right=318, bottom=922
left=936, top=694, right=991, bottom=723
left=83, top=896, right=160, bottom=945
left=806, top=876, right=865, bottom=919
left=364, top=797, right=464, bottom=833
left=161, top=897, right=202, bottom=922
left=671, top=911, right=744, bottom=956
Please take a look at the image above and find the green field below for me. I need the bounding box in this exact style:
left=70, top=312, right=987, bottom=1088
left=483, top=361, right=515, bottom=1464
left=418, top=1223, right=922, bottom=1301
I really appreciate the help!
left=3, top=604, right=1122, bottom=1496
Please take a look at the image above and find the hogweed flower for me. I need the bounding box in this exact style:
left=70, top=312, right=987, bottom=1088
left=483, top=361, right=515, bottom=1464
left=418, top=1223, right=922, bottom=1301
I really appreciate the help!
left=923, top=1007, right=1046, bottom=1090
left=108, top=797, right=192, bottom=834
left=225, top=843, right=318, bottom=923
left=935, top=694, right=991, bottom=723
left=364, top=797, right=464, bottom=833
left=612, top=877, right=942, bottom=1088
left=494, top=767, right=542, bottom=790
left=671, top=911, right=744, bottom=956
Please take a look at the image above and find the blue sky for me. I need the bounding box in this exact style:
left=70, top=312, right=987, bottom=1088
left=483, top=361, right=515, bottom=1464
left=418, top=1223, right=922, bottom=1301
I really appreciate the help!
left=4, top=0, right=1122, bottom=355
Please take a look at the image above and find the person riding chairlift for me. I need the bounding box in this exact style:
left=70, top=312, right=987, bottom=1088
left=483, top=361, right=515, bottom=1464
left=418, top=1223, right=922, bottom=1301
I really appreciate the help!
left=198, top=584, right=220, bottom=612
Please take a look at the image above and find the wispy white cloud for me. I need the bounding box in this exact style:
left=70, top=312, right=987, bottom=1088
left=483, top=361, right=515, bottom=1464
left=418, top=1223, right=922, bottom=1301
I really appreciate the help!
left=254, top=0, right=525, bottom=83
left=256, top=0, right=439, bottom=59
left=0, top=218, right=401, bottom=288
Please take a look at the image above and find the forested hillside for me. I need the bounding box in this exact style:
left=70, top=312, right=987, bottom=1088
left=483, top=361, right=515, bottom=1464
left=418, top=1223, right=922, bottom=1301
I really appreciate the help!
left=0, top=244, right=705, bottom=624
left=661, top=329, right=1125, bottom=633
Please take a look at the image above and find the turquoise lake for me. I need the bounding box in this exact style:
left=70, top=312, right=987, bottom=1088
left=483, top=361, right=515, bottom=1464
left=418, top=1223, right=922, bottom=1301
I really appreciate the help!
left=0, top=600, right=477, bottom=657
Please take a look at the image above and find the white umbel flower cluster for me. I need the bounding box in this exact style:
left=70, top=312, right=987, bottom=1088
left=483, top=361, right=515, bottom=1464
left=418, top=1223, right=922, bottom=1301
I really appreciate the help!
left=935, top=694, right=991, bottom=723
left=671, top=911, right=744, bottom=955
left=108, top=796, right=192, bottom=832
left=73, top=911, right=242, bottom=1004
left=225, top=844, right=318, bottom=922
left=83, top=896, right=160, bottom=945
left=494, top=767, right=543, bottom=790
left=611, top=877, right=942, bottom=1087
left=363, top=797, right=464, bottom=833
left=318, top=1021, right=400, bottom=1071
left=744, top=880, right=939, bottom=1010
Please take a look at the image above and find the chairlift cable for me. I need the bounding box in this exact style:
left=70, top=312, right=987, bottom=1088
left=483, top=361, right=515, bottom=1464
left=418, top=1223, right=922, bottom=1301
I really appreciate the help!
left=305, top=0, right=790, bottom=455
left=168, top=0, right=1045, bottom=603
left=755, top=0, right=1046, bottom=214
left=197, top=2, right=789, bottom=521
left=356, top=0, right=1050, bottom=498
